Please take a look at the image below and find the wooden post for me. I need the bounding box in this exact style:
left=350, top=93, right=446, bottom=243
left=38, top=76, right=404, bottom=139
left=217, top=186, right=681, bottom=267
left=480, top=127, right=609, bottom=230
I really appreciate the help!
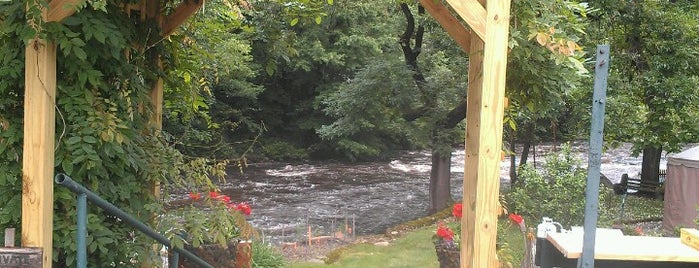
left=5, top=228, right=15, bottom=247
left=149, top=57, right=164, bottom=200
left=23, top=36, right=57, bottom=268
left=418, top=0, right=472, bottom=53
left=21, top=2, right=77, bottom=267
left=461, top=0, right=511, bottom=267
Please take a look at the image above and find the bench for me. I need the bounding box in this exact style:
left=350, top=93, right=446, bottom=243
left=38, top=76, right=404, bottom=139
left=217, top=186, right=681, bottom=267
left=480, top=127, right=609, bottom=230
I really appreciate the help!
left=613, top=170, right=665, bottom=198
left=615, top=170, right=665, bottom=220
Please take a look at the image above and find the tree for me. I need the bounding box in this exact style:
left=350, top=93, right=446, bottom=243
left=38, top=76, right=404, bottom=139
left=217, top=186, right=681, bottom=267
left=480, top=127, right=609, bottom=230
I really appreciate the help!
left=0, top=0, right=325, bottom=265
left=589, top=0, right=699, bottom=184
left=504, top=0, right=590, bottom=184
left=317, top=0, right=469, bottom=212
left=316, top=0, right=591, bottom=212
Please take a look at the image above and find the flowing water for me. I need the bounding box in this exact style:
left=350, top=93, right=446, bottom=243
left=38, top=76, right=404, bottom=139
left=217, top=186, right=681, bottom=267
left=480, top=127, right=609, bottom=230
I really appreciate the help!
left=207, top=142, right=667, bottom=244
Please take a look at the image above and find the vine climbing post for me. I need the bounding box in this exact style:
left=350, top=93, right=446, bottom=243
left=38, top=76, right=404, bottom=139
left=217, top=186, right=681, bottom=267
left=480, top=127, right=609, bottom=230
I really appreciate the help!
left=23, top=34, right=57, bottom=268
left=22, top=1, right=77, bottom=266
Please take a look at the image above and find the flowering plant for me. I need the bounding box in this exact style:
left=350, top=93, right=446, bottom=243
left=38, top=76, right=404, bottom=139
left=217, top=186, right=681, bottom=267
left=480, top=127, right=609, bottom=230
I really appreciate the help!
left=433, top=203, right=463, bottom=247
left=159, top=189, right=255, bottom=249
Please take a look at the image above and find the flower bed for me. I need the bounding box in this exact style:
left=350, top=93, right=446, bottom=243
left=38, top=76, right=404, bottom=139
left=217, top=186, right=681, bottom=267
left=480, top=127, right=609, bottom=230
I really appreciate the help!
left=433, top=203, right=529, bottom=267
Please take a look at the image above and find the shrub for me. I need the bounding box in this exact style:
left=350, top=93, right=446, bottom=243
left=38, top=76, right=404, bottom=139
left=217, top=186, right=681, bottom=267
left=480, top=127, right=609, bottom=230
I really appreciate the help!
left=252, top=241, right=285, bottom=268
left=506, top=143, right=615, bottom=228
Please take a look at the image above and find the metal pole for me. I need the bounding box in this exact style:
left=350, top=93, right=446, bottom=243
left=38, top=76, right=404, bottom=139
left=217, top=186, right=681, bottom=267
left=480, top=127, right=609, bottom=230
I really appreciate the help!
left=171, top=251, right=179, bottom=268
left=77, top=193, right=87, bottom=268
left=55, top=174, right=214, bottom=268
left=579, top=44, right=610, bottom=268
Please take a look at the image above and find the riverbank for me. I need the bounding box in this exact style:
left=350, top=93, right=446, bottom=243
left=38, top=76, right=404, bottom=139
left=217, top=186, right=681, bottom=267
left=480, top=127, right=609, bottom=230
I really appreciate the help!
left=277, top=192, right=667, bottom=267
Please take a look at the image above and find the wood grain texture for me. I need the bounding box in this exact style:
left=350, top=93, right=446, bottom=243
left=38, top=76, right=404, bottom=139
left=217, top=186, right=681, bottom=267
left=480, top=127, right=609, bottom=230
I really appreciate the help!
left=47, top=0, right=82, bottom=22
left=4, top=228, right=15, bottom=247
left=23, top=38, right=56, bottom=268
left=461, top=0, right=511, bottom=267
left=681, top=228, right=699, bottom=251
left=462, top=26, right=485, bottom=268
left=549, top=232, right=699, bottom=262
left=419, top=0, right=471, bottom=53
left=445, top=0, right=486, bottom=41
left=162, top=0, right=203, bottom=37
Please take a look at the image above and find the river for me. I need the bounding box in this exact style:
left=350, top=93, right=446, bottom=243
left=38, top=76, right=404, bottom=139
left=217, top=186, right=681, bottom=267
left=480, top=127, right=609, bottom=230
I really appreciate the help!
left=206, top=141, right=667, bottom=244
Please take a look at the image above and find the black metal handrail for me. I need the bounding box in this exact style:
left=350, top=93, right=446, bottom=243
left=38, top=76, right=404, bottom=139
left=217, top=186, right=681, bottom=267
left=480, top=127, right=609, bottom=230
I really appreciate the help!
left=55, top=173, right=213, bottom=268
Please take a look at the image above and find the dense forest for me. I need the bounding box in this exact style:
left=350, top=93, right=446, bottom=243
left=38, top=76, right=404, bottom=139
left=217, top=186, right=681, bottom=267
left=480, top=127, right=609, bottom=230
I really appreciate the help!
left=161, top=0, right=699, bottom=210
left=159, top=0, right=698, bottom=172
left=1, top=0, right=699, bottom=266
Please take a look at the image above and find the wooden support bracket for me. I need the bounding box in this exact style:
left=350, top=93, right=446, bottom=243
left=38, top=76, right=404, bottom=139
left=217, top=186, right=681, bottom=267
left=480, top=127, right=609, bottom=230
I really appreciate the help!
left=162, top=0, right=203, bottom=37
left=419, top=0, right=471, bottom=53
left=47, top=0, right=83, bottom=22
left=445, top=0, right=486, bottom=41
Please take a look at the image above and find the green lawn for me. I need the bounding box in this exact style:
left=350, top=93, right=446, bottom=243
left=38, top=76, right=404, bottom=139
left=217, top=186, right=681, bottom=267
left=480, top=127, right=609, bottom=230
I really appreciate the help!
left=285, top=226, right=439, bottom=268
left=285, top=219, right=526, bottom=268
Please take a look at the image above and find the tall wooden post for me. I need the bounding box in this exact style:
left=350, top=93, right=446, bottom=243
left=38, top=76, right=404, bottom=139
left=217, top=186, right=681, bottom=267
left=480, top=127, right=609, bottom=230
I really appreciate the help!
left=461, top=0, right=511, bottom=267
left=23, top=1, right=78, bottom=266
left=23, top=36, right=57, bottom=268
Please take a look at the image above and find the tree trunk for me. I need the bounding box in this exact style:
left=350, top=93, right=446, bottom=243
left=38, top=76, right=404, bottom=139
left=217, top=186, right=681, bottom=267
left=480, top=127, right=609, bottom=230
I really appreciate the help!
left=640, top=146, right=662, bottom=184
left=509, top=139, right=518, bottom=186
left=429, top=150, right=452, bottom=213
left=520, top=140, right=531, bottom=169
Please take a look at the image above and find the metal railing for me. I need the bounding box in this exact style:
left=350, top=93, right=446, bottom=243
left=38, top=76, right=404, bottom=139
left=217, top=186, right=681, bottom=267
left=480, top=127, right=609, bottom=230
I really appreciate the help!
left=55, top=173, right=214, bottom=268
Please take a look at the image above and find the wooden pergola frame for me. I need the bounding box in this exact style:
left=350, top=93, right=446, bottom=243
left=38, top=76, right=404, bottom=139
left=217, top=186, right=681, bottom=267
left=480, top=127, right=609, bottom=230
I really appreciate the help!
left=21, top=0, right=510, bottom=267
left=22, top=0, right=202, bottom=267
left=420, top=0, right=511, bottom=266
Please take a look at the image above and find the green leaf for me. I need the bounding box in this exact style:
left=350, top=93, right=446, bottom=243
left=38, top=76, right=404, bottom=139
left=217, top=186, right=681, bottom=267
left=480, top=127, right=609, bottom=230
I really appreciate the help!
left=82, top=136, right=97, bottom=144
left=290, top=18, right=299, bottom=26
left=62, top=16, right=82, bottom=26
left=93, top=30, right=105, bottom=43
left=72, top=46, right=87, bottom=60
left=66, top=136, right=82, bottom=145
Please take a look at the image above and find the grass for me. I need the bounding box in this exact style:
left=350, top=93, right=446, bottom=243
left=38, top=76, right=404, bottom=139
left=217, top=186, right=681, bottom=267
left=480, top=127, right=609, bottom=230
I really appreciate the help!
left=282, top=193, right=666, bottom=268
left=284, top=218, right=527, bottom=268
left=284, top=226, right=439, bottom=268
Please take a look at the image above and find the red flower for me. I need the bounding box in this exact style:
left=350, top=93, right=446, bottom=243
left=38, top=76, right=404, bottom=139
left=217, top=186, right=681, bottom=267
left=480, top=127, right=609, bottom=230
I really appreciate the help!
left=452, top=203, right=463, bottom=219
left=189, top=192, right=202, bottom=201
left=235, top=202, right=252, bottom=216
left=509, top=213, right=524, bottom=225
left=436, top=222, right=454, bottom=241
left=209, top=191, right=220, bottom=199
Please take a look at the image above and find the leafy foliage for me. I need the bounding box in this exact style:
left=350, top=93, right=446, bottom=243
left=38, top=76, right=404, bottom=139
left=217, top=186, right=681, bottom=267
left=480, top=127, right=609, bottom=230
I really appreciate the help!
left=505, top=0, right=591, bottom=146
left=0, top=0, right=260, bottom=266
left=506, top=144, right=615, bottom=227
left=592, top=0, right=699, bottom=154
left=251, top=240, right=285, bottom=268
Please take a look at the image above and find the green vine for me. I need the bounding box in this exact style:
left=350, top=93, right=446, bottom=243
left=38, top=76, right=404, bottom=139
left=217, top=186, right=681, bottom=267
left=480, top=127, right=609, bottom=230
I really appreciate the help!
left=1, top=0, right=248, bottom=266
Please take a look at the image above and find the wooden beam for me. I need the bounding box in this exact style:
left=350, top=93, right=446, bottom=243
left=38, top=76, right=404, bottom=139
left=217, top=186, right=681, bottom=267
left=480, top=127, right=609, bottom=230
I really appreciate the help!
left=162, top=0, right=203, bottom=37
left=23, top=38, right=57, bottom=268
left=445, top=0, right=486, bottom=41
left=462, top=24, right=485, bottom=268
left=461, top=0, right=511, bottom=267
left=145, top=0, right=161, bottom=21
left=150, top=61, right=164, bottom=130
left=419, top=0, right=471, bottom=53
left=47, top=0, right=83, bottom=22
